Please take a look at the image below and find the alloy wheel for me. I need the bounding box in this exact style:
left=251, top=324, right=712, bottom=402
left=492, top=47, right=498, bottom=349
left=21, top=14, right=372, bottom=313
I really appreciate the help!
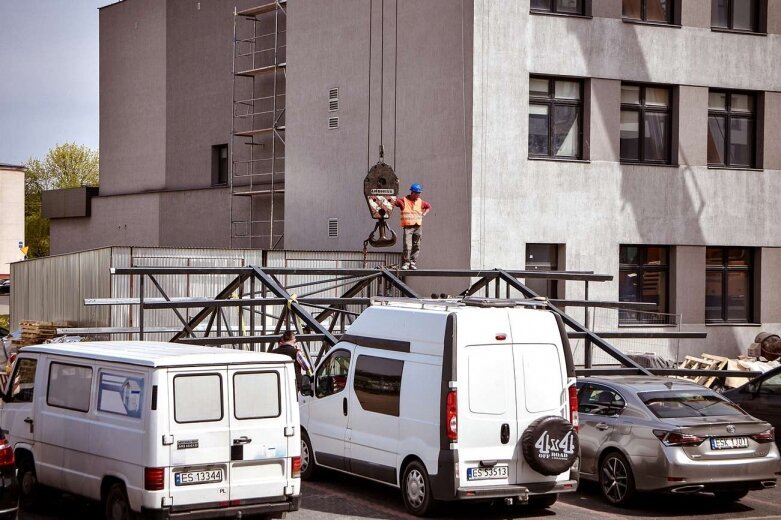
left=601, top=455, right=629, bottom=503
left=300, top=438, right=310, bottom=473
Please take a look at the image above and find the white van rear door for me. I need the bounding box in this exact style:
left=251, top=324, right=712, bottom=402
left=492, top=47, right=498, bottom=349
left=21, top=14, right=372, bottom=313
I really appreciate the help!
left=458, top=343, right=519, bottom=488
left=227, top=365, right=293, bottom=501
left=167, top=367, right=231, bottom=507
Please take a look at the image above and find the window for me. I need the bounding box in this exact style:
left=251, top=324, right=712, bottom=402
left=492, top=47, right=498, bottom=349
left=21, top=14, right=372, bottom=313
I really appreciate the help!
left=97, top=371, right=145, bottom=418
left=623, top=0, right=675, bottom=23
left=758, top=371, right=781, bottom=395
left=712, top=0, right=761, bottom=32
left=619, top=246, right=670, bottom=324
left=212, top=144, right=229, bottom=186
left=578, top=384, right=625, bottom=416
left=529, top=76, right=583, bottom=160
left=174, top=373, right=223, bottom=423
left=705, top=247, right=754, bottom=323
left=315, top=350, right=351, bottom=398
left=234, top=372, right=280, bottom=419
left=8, top=358, right=37, bottom=403
left=526, top=244, right=560, bottom=299
left=47, top=362, right=93, bottom=412
left=640, top=391, right=744, bottom=418
left=707, top=91, right=757, bottom=168
left=531, top=0, right=586, bottom=15
left=353, top=356, right=403, bottom=417
left=620, top=84, right=672, bottom=164
left=522, top=343, right=564, bottom=412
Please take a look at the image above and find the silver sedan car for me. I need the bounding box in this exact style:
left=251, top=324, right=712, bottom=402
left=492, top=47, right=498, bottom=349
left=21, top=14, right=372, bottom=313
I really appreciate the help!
left=576, top=376, right=780, bottom=506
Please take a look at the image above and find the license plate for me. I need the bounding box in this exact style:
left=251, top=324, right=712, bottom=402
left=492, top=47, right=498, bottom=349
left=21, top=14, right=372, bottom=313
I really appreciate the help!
left=467, top=464, right=509, bottom=481
left=174, top=469, right=223, bottom=486
left=711, top=437, right=749, bottom=450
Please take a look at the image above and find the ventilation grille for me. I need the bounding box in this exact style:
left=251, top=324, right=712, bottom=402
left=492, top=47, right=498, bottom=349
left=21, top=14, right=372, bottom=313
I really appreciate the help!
left=329, top=87, right=339, bottom=100
left=329, top=99, right=339, bottom=111
left=328, top=117, right=339, bottom=129
left=328, top=218, right=339, bottom=238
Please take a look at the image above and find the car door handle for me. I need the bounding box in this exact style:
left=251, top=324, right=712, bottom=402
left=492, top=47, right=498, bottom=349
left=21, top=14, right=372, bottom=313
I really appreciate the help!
left=233, top=436, right=252, bottom=445
left=343, top=397, right=348, bottom=416
left=596, top=423, right=610, bottom=431
left=23, top=417, right=33, bottom=424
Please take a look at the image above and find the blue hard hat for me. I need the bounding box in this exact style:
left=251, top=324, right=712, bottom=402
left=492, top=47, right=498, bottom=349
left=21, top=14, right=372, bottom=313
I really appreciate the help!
left=410, top=183, right=423, bottom=193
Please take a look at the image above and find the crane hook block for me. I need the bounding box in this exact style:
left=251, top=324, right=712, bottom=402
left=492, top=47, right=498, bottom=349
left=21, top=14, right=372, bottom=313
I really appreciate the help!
left=363, top=160, right=399, bottom=247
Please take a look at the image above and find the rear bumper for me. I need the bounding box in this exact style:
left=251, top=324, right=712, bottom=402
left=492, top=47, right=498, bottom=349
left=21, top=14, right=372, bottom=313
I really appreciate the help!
left=141, top=496, right=300, bottom=519
left=455, top=479, right=578, bottom=500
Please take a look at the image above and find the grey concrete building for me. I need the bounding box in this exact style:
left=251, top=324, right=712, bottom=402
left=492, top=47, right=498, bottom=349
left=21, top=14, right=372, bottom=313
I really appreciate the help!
left=48, top=0, right=781, bottom=357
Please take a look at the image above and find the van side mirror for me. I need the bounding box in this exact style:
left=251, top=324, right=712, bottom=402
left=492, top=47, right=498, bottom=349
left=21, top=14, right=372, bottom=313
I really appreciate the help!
left=301, top=375, right=313, bottom=397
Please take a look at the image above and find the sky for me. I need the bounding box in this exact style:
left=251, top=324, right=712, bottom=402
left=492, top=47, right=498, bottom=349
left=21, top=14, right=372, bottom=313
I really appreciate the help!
left=0, top=0, right=109, bottom=166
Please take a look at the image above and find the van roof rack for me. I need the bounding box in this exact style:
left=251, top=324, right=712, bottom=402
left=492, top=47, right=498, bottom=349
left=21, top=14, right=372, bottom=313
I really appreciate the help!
left=371, top=296, right=549, bottom=311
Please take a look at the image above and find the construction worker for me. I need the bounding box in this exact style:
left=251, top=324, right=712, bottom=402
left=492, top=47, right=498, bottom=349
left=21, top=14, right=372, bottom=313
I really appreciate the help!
left=392, top=183, right=431, bottom=270
left=270, top=331, right=313, bottom=392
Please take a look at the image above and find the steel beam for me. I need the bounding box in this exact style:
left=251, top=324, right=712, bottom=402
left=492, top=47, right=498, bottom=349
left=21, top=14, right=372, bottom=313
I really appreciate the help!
left=497, top=270, right=652, bottom=375
left=380, top=268, right=421, bottom=298
left=568, top=331, right=707, bottom=339
left=577, top=368, right=761, bottom=378
left=170, top=275, right=247, bottom=342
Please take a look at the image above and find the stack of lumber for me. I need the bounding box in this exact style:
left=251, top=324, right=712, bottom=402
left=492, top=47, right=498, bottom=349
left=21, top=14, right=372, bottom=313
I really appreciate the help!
left=675, top=353, right=729, bottom=388
left=14, top=320, right=62, bottom=347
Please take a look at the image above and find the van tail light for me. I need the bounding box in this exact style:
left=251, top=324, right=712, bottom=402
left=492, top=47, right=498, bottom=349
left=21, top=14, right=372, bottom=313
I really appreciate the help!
left=653, top=430, right=704, bottom=447
left=751, top=428, right=775, bottom=443
left=291, top=456, right=302, bottom=478
left=0, top=439, right=14, bottom=467
left=568, top=385, right=579, bottom=433
left=446, top=390, right=458, bottom=442
left=144, top=467, right=165, bottom=491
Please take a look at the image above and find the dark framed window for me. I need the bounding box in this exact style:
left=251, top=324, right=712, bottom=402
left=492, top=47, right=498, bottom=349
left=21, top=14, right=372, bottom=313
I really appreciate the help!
left=620, top=84, right=672, bottom=164
left=529, top=76, right=583, bottom=160
left=707, top=91, right=757, bottom=168
left=623, top=0, right=675, bottom=24
left=315, top=349, right=351, bottom=398
left=578, top=384, right=626, bottom=416
left=705, top=247, right=754, bottom=323
left=8, top=358, right=37, bottom=403
left=353, top=355, right=404, bottom=417
left=619, top=245, right=670, bottom=324
left=526, top=244, right=561, bottom=299
left=712, top=0, right=762, bottom=32
left=531, top=0, right=586, bottom=16
left=212, top=144, right=229, bottom=186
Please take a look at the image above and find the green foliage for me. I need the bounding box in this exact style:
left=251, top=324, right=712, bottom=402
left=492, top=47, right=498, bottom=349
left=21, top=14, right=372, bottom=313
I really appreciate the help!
left=0, top=315, right=9, bottom=333
left=25, top=143, right=99, bottom=258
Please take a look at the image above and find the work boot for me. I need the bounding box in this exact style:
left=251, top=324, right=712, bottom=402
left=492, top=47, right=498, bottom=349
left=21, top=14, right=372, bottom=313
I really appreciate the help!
left=401, top=263, right=410, bottom=270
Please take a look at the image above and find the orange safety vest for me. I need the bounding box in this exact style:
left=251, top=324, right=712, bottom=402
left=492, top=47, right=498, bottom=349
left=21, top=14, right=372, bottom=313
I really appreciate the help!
left=399, top=197, right=423, bottom=227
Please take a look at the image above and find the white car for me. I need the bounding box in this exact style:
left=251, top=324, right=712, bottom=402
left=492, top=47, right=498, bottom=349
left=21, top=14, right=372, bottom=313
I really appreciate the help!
left=299, top=298, right=580, bottom=516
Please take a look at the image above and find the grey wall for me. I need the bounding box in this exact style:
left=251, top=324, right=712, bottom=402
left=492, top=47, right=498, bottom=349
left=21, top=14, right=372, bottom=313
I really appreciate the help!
left=286, top=0, right=472, bottom=279
left=99, top=0, right=167, bottom=195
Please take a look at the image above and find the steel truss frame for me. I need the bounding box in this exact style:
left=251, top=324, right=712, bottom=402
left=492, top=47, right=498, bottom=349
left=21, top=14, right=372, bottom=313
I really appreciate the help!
left=78, top=266, right=751, bottom=379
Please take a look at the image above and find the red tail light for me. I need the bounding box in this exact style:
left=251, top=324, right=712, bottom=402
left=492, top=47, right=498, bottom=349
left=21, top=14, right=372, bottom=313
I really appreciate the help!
left=0, top=439, right=14, bottom=467
left=568, top=385, right=579, bottom=433
left=653, top=430, right=704, bottom=447
left=751, top=428, right=775, bottom=443
left=144, top=467, right=165, bottom=491
left=446, top=390, right=458, bottom=442
left=291, top=456, right=302, bottom=478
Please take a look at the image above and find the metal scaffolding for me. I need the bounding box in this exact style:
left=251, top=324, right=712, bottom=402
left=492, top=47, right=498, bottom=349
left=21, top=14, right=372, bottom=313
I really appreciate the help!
left=71, top=266, right=739, bottom=379
left=230, top=0, right=287, bottom=249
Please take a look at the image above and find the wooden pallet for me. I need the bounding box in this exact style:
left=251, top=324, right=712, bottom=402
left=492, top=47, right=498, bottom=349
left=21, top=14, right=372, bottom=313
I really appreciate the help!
left=13, top=320, right=68, bottom=347
left=677, top=354, right=729, bottom=388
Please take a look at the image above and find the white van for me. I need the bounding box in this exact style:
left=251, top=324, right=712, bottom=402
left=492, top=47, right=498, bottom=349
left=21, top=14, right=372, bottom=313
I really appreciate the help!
left=0, top=341, right=301, bottom=520
left=299, top=298, right=580, bottom=516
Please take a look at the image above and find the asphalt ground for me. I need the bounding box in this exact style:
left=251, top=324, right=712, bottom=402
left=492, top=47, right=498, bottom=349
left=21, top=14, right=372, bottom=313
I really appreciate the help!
left=21, top=468, right=781, bottom=519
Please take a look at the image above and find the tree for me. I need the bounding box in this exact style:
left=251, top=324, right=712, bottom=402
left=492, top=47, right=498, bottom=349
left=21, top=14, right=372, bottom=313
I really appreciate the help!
left=25, top=143, right=99, bottom=257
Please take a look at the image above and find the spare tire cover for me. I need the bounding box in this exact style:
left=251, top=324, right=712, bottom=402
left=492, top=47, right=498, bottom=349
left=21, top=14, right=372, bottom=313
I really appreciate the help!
left=521, top=416, right=579, bottom=476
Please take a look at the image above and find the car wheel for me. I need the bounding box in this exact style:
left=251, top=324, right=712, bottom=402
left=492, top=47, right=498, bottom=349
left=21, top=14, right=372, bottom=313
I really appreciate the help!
left=16, top=457, right=38, bottom=509
left=300, top=431, right=317, bottom=481
left=527, top=493, right=558, bottom=509
left=104, top=482, right=131, bottom=520
left=401, top=460, right=435, bottom=516
left=714, top=490, right=749, bottom=502
left=599, top=452, right=636, bottom=506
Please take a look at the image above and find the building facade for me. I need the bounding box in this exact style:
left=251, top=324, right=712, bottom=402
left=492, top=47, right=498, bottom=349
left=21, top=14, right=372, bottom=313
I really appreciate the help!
left=0, top=163, right=25, bottom=279
left=48, top=0, right=781, bottom=356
